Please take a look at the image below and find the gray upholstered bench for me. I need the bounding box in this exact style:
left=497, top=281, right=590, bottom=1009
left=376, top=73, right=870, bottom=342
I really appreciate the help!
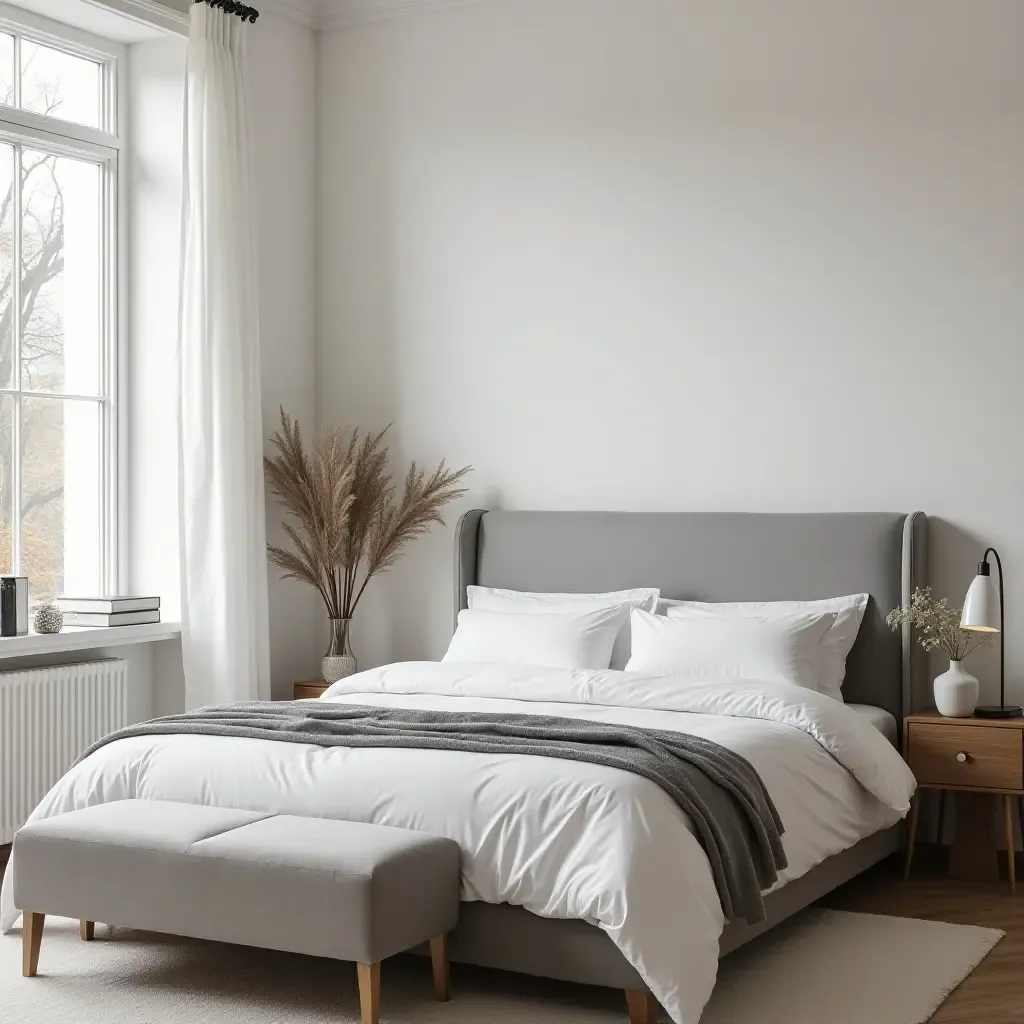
left=13, top=800, right=461, bottom=1024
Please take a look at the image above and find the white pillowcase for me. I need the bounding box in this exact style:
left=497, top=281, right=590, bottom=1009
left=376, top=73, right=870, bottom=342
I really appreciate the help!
left=660, top=594, right=868, bottom=701
left=625, top=608, right=835, bottom=690
left=443, top=606, right=628, bottom=671
left=466, top=586, right=659, bottom=670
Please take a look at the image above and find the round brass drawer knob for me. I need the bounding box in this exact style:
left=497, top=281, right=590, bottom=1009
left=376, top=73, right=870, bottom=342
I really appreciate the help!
left=956, top=752, right=968, bottom=763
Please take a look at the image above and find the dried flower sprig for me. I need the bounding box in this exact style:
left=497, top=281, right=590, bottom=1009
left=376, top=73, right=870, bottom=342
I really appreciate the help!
left=886, top=586, right=993, bottom=662
left=264, top=408, right=471, bottom=620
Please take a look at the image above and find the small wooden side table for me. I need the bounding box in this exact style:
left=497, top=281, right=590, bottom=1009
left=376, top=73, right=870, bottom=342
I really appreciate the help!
left=903, top=711, right=1024, bottom=894
left=294, top=681, right=330, bottom=700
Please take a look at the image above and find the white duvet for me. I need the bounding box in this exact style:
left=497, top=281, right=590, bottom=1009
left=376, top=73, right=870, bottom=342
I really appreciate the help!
left=1, top=662, right=916, bottom=1024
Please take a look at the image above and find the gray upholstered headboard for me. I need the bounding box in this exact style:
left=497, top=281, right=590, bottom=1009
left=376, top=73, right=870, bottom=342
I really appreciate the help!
left=454, top=511, right=928, bottom=723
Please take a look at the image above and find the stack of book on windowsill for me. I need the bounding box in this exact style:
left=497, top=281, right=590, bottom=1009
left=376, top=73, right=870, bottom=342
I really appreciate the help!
left=57, top=596, right=161, bottom=628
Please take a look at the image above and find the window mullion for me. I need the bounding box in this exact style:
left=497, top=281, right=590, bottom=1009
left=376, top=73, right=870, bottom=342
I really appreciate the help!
left=102, top=41, right=114, bottom=137
left=12, top=34, right=19, bottom=110
left=100, top=156, right=114, bottom=592
left=10, top=145, right=19, bottom=576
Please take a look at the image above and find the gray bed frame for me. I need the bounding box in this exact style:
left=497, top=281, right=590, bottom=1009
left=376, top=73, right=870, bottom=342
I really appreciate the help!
left=439, top=510, right=927, bottom=1002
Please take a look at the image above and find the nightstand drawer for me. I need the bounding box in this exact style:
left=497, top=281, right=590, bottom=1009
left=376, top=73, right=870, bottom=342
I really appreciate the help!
left=294, top=682, right=329, bottom=700
left=908, top=722, right=1023, bottom=790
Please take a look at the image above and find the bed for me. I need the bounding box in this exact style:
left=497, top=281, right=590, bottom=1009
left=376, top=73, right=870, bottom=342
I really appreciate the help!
left=443, top=511, right=927, bottom=1004
left=1, top=510, right=926, bottom=1024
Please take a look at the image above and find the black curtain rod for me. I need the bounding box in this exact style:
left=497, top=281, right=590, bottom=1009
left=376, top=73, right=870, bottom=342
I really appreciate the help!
left=193, top=0, right=259, bottom=23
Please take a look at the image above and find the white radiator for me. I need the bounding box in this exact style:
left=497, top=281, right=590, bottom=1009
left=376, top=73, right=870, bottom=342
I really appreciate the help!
left=0, top=659, right=127, bottom=843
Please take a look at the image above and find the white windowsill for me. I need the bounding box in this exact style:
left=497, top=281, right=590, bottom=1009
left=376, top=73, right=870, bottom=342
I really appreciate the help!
left=0, top=622, right=181, bottom=660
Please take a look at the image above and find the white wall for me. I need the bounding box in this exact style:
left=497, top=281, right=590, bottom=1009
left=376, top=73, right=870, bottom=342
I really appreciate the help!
left=128, top=35, right=186, bottom=621
left=249, top=10, right=322, bottom=698
left=127, top=35, right=187, bottom=715
left=317, top=0, right=1024, bottom=701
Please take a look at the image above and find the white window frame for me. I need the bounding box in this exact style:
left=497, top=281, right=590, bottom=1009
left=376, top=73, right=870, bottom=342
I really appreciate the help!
left=0, top=5, right=125, bottom=596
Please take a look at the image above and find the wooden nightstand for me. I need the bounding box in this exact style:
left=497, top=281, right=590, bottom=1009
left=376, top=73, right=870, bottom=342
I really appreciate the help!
left=293, top=681, right=330, bottom=700
left=903, top=711, right=1024, bottom=894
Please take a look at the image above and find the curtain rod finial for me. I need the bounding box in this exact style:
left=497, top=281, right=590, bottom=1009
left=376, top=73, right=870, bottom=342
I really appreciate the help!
left=193, top=0, right=259, bottom=23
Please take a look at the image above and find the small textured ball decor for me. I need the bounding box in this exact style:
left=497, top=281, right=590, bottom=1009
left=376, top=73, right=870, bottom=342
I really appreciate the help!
left=32, top=602, right=63, bottom=634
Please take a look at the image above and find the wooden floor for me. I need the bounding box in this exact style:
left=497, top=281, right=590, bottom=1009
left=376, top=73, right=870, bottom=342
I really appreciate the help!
left=0, top=843, right=1019, bottom=1020
left=823, top=847, right=1024, bottom=1023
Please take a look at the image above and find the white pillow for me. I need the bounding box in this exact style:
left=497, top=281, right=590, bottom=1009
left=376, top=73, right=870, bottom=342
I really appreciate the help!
left=466, top=586, right=659, bottom=670
left=660, top=594, right=868, bottom=701
left=625, top=608, right=835, bottom=690
left=443, top=606, right=628, bottom=670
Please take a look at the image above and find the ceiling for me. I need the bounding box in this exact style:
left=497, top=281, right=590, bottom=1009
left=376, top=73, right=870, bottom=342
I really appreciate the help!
left=265, top=0, right=487, bottom=32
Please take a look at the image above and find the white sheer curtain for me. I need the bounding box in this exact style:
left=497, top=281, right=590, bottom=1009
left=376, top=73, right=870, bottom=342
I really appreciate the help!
left=178, top=3, right=271, bottom=709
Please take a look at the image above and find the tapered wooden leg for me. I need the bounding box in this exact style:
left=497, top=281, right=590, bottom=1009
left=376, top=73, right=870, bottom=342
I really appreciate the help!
left=22, top=912, right=44, bottom=978
left=625, top=989, right=658, bottom=1024
left=79, top=920, right=95, bottom=941
left=356, top=961, right=380, bottom=1024
left=1018, top=797, right=1024, bottom=874
left=903, top=791, right=922, bottom=881
left=1004, top=794, right=1016, bottom=896
left=429, top=932, right=450, bottom=1001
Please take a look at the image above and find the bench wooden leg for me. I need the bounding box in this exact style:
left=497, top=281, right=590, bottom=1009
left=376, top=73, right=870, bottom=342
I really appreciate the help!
left=356, top=960, right=380, bottom=1024
left=22, top=912, right=44, bottom=978
left=429, top=932, right=450, bottom=1001
left=80, top=920, right=95, bottom=941
left=625, top=989, right=658, bottom=1024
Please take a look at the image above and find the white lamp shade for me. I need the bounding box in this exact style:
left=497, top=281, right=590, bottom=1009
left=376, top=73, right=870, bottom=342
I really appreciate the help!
left=961, top=573, right=1000, bottom=632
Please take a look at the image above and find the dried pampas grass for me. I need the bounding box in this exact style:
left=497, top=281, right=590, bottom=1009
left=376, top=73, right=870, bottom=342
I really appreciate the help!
left=264, top=408, right=471, bottom=619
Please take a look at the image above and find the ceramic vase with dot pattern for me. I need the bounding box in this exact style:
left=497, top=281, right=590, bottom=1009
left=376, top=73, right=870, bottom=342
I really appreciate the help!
left=32, top=603, right=63, bottom=634
left=322, top=617, right=357, bottom=683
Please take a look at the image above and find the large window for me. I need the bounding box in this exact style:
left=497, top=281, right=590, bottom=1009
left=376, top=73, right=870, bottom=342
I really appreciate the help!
left=0, top=13, right=119, bottom=602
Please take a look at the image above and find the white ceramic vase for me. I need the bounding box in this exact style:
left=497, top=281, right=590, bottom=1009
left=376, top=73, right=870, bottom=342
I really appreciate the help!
left=933, top=661, right=979, bottom=718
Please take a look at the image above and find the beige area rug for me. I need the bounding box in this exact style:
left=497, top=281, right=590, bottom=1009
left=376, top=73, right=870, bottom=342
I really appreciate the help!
left=0, top=909, right=1002, bottom=1023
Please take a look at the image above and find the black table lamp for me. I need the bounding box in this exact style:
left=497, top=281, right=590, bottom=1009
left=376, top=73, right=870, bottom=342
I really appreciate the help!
left=961, top=548, right=1022, bottom=718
